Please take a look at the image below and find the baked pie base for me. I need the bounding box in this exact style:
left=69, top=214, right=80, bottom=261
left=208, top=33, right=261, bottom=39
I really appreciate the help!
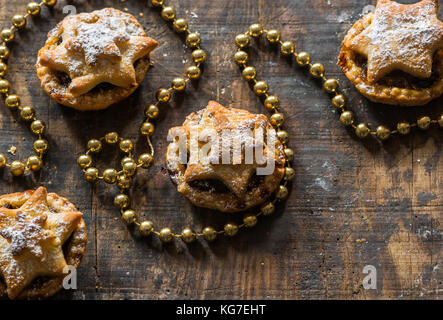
left=166, top=102, right=286, bottom=213
left=338, top=13, right=443, bottom=106
left=36, top=55, right=151, bottom=111
left=0, top=190, right=87, bottom=299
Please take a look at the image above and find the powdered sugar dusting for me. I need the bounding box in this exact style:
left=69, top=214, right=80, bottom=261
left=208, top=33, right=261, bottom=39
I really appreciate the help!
left=64, top=9, right=144, bottom=66
left=359, top=0, right=443, bottom=80
left=0, top=213, right=52, bottom=259
left=369, top=2, right=438, bottom=57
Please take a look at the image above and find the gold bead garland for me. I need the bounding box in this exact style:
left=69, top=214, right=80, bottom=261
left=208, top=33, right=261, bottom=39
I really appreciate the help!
left=78, top=18, right=294, bottom=243
left=0, top=1, right=55, bottom=176
left=248, top=35, right=442, bottom=141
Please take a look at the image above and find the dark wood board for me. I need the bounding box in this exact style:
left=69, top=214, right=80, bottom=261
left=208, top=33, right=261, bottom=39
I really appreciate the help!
left=0, top=0, right=441, bottom=300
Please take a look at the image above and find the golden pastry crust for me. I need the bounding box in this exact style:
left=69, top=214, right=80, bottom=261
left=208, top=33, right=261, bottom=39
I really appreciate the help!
left=0, top=187, right=87, bottom=299
left=166, top=101, right=286, bottom=213
left=338, top=0, right=443, bottom=106
left=36, top=8, right=158, bottom=111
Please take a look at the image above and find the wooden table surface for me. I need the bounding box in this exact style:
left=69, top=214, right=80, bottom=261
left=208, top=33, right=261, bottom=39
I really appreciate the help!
left=0, top=0, right=441, bottom=300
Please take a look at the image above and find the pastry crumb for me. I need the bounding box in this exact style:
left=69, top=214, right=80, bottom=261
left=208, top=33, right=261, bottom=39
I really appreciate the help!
left=8, top=146, right=16, bottom=155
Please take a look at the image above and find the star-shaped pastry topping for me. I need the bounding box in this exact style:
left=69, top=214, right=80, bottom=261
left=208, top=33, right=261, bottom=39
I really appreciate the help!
left=172, top=101, right=282, bottom=199
left=347, top=0, right=443, bottom=83
left=37, top=8, right=158, bottom=96
left=0, top=187, right=82, bottom=299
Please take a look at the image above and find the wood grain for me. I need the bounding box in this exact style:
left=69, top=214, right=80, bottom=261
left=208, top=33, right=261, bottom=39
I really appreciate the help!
left=0, top=0, right=441, bottom=299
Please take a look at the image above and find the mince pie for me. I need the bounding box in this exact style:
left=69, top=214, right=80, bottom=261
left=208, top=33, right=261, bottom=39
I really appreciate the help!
left=166, top=101, right=286, bottom=213
left=36, top=8, right=158, bottom=111
left=0, top=187, right=87, bottom=299
left=338, top=0, right=443, bottom=106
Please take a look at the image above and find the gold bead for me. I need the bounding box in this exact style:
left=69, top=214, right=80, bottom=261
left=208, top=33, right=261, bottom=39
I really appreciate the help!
left=159, top=228, right=174, bottom=243
left=0, top=46, right=9, bottom=60
left=42, top=0, right=57, bottom=6
left=277, top=130, right=289, bottom=144
left=397, top=122, right=411, bottom=135
left=33, top=139, right=48, bottom=153
left=181, top=228, right=196, bottom=243
left=173, top=18, right=188, bottom=33
left=0, top=62, right=7, bottom=77
left=234, top=50, right=248, bottom=65
left=20, top=106, right=35, bottom=121
left=340, top=111, right=354, bottom=126
left=140, top=122, right=155, bottom=136
left=140, top=221, right=154, bottom=236
left=103, top=168, right=118, bottom=184
left=145, top=104, right=159, bottom=119
left=284, top=167, right=295, bottom=181
left=138, top=153, right=154, bottom=168
left=0, top=154, right=6, bottom=168
left=12, top=15, right=26, bottom=28
left=87, top=139, right=102, bottom=153
left=324, top=79, right=339, bottom=93
left=310, top=63, right=325, bottom=78
left=332, top=94, right=346, bottom=109
left=122, top=210, right=136, bottom=225
left=296, top=52, right=311, bottom=66
left=192, top=49, right=206, bottom=63
left=438, top=115, right=443, bottom=128
left=355, top=123, right=370, bottom=138
left=242, top=66, right=256, bottom=81
left=119, top=139, right=133, bottom=153
left=156, top=88, right=171, bottom=102
left=235, top=34, right=250, bottom=48
left=171, top=78, right=186, bottom=91
left=186, top=33, right=201, bottom=47
left=417, top=116, right=431, bottom=130
left=264, top=95, right=279, bottom=110
left=77, top=154, right=92, bottom=169
left=266, top=29, right=280, bottom=43
left=253, top=81, right=269, bottom=95
left=280, top=41, right=295, bottom=55
left=0, top=79, right=11, bottom=94
left=186, top=66, right=201, bottom=80
left=376, top=126, right=390, bottom=140
left=114, top=194, right=130, bottom=209
left=151, top=0, right=164, bottom=6
left=105, top=132, right=119, bottom=144
left=161, top=6, right=176, bottom=21
left=248, top=23, right=263, bottom=37
left=10, top=161, right=25, bottom=176
left=26, top=155, right=42, bottom=172
left=121, top=156, right=134, bottom=166
left=202, top=227, right=217, bottom=241
left=117, top=175, right=132, bottom=190
left=122, top=161, right=137, bottom=177
left=270, top=113, right=285, bottom=127
left=84, top=167, right=99, bottom=182
left=1, top=29, right=14, bottom=43
left=243, top=214, right=257, bottom=228
left=27, top=2, right=41, bottom=15
left=276, top=185, right=289, bottom=200
left=30, top=120, right=45, bottom=135
left=224, top=223, right=238, bottom=237
left=5, top=94, right=20, bottom=108
left=284, top=148, right=294, bottom=162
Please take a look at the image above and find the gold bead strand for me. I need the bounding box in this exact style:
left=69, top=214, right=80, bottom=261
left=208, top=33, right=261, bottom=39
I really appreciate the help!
left=0, top=1, right=50, bottom=177
left=253, top=25, right=443, bottom=141
left=78, top=1, right=209, bottom=244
